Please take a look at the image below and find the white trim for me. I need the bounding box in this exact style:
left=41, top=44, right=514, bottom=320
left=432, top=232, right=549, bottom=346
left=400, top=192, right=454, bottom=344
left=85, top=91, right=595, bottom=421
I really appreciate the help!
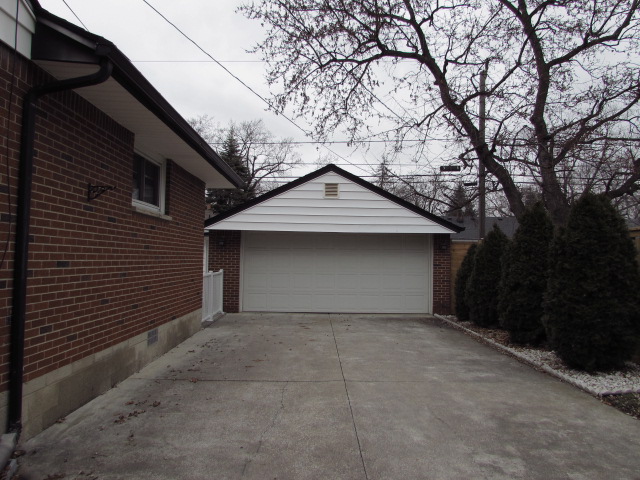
left=239, top=231, right=245, bottom=312
left=426, top=234, right=433, bottom=313
left=203, top=236, right=209, bottom=273
left=132, top=205, right=172, bottom=221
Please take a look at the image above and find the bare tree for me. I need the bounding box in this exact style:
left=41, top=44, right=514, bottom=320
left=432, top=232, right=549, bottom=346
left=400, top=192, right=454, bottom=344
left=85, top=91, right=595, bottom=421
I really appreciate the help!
left=234, top=119, right=302, bottom=195
left=371, top=160, right=483, bottom=215
left=190, top=115, right=302, bottom=199
left=242, top=0, right=640, bottom=224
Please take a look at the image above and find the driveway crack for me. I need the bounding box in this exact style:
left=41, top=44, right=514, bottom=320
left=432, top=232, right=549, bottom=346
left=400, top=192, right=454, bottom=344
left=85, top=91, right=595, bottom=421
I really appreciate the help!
left=241, top=381, right=288, bottom=476
left=330, top=315, right=369, bottom=480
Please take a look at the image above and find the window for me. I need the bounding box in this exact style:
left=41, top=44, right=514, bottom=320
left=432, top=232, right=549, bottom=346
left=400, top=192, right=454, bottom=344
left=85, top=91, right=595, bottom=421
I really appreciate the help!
left=132, top=154, right=165, bottom=213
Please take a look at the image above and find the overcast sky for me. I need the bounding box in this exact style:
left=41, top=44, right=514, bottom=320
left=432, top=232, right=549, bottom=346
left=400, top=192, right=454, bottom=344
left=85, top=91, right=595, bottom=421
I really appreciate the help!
left=38, top=0, right=386, bottom=179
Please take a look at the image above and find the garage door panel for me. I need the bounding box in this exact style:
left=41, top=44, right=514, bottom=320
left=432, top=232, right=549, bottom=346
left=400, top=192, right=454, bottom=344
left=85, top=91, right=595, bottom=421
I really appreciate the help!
left=242, top=232, right=432, bottom=313
left=269, top=273, right=291, bottom=289
left=405, top=273, right=429, bottom=290
left=316, top=273, right=336, bottom=289
left=312, top=294, right=337, bottom=310
left=403, top=295, right=429, bottom=311
left=243, top=292, right=268, bottom=311
left=355, top=274, right=382, bottom=290
left=291, top=273, right=315, bottom=289
left=335, top=273, right=361, bottom=289
left=269, top=293, right=312, bottom=311
left=245, top=272, right=268, bottom=289
left=244, top=251, right=271, bottom=272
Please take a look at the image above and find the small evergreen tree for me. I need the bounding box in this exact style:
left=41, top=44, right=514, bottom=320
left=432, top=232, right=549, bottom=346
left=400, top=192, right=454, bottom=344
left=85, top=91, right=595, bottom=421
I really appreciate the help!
left=206, top=128, right=254, bottom=213
left=454, top=243, right=477, bottom=322
left=498, top=203, right=553, bottom=344
left=448, top=182, right=476, bottom=219
left=543, top=194, right=640, bottom=371
left=465, top=225, right=510, bottom=327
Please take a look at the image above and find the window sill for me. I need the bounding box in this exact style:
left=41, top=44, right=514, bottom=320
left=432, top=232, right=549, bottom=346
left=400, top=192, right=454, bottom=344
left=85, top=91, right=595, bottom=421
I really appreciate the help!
left=132, top=205, right=173, bottom=221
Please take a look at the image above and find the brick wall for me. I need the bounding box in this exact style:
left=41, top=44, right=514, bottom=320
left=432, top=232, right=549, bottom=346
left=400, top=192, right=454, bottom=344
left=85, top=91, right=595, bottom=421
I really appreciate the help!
left=0, top=43, right=205, bottom=391
left=432, top=234, right=452, bottom=315
left=207, top=230, right=241, bottom=313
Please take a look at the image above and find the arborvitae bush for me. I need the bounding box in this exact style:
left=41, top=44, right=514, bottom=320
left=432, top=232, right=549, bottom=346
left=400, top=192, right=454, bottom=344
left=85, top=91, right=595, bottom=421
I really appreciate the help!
left=543, top=194, right=640, bottom=371
left=465, top=225, right=510, bottom=328
left=454, top=243, right=477, bottom=322
left=498, top=203, right=553, bottom=344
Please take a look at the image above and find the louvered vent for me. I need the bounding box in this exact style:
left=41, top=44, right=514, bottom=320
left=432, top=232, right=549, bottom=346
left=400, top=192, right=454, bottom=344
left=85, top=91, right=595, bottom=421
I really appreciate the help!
left=324, top=183, right=339, bottom=198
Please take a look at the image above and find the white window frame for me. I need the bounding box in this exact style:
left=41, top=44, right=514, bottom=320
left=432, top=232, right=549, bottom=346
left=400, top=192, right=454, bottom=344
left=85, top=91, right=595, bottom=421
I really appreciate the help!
left=132, top=152, right=166, bottom=215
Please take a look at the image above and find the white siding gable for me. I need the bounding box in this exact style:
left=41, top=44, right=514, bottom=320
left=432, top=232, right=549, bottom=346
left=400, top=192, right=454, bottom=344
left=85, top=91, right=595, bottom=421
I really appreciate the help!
left=0, top=0, right=36, bottom=58
left=206, top=171, right=455, bottom=234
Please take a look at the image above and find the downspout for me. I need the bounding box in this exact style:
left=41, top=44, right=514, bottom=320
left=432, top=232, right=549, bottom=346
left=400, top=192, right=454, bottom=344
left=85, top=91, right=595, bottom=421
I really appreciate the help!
left=8, top=58, right=113, bottom=435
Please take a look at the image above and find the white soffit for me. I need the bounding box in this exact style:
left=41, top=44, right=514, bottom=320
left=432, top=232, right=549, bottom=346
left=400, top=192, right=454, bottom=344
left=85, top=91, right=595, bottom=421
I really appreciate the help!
left=34, top=61, right=234, bottom=189
left=206, top=171, right=456, bottom=234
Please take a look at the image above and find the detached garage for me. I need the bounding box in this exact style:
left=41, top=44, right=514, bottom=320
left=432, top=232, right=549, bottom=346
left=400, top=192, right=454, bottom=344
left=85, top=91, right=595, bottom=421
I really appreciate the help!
left=204, top=165, right=463, bottom=314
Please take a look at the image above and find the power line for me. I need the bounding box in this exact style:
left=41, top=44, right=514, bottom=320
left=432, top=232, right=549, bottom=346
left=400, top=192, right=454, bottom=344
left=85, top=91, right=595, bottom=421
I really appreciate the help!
left=61, top=0, right=88, bottom=30
left=133, top=59, right=265, bottom=63
left=206, top=139, right=454, bottom=146
left=140, top=0, right=370, bottom=175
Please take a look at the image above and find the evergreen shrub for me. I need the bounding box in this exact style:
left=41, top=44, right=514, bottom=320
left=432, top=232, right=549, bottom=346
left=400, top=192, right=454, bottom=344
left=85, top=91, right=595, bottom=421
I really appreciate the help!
left=465, top=224, right=510, bottom=328
left=454, top=243, right=477, bottom=322
left=543, top=194, right=640, bottom=371
left=498, top=203, right=553, bottom=344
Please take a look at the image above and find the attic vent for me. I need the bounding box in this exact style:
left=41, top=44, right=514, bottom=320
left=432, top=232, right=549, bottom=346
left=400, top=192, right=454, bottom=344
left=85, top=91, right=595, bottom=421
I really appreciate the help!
left=324, top=183, right=339, bottom=198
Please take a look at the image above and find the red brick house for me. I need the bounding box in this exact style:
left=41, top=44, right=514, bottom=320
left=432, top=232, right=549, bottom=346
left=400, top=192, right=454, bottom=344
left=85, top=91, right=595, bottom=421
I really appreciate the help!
left=0, top=0, right=242, bottom=439
left=205, top=165, right=462, bottom=315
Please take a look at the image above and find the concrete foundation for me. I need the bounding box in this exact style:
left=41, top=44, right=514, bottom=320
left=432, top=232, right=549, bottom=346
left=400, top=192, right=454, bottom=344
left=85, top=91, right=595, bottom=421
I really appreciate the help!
left=12, top=310, right=202, bottom=440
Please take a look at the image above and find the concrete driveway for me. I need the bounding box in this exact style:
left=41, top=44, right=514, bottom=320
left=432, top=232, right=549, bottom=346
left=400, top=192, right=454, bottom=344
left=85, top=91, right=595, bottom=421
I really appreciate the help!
left=17, top=313, right=640, bottom=479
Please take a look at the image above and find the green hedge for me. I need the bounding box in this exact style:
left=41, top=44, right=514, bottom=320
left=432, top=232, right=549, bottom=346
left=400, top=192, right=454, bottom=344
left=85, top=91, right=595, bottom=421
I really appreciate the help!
left=466, top=225, right=509, bottom=328
left=498, top=203, right=553, bottom=344
left=543, top=194, right=640, bottom=371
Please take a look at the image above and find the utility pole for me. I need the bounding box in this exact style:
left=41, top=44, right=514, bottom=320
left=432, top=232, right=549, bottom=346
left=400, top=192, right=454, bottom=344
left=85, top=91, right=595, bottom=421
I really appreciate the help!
left=478, top=63, right=487, bottom=240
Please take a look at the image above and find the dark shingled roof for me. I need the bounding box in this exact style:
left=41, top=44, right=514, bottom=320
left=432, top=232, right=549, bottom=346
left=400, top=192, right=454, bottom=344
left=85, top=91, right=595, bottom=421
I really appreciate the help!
left=444, top=216, right=519, bottom=241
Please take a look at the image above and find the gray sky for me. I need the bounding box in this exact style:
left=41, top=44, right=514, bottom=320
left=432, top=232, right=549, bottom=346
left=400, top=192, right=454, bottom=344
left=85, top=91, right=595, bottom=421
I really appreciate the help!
left=39, top=0, right=385, bottom=179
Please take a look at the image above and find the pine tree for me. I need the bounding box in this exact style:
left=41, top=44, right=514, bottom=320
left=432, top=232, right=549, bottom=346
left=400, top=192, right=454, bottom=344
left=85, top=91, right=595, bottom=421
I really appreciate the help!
left=207, top=128, right=254, bottom=213
left=543, top=194, right=640, bottom=371
left=498, top=203, right=553, bottom=344
left=454, top=243, right=477, bottom=322
left=448, top=182, right=476, bottom=219
left=465, top=225, right=510, bottom=327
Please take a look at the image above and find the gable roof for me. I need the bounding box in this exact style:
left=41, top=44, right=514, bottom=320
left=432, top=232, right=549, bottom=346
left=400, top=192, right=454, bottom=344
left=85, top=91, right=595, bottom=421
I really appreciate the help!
left=22, top=0, right=242, bottom=189
left=205, top=164, right=464, bottom=234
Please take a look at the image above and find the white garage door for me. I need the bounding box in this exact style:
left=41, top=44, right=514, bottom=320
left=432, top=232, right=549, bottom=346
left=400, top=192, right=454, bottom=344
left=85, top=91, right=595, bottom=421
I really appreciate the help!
left=242, top=232, right=432, bottom=313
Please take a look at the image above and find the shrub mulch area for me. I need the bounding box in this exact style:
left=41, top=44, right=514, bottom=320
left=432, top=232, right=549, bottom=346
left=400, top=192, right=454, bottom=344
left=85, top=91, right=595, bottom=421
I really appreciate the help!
left=439, top=316, right=640, bottom=420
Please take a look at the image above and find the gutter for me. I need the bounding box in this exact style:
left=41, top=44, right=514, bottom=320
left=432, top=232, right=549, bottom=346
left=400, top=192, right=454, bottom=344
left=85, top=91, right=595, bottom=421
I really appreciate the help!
left=8, top=58, right=113, bottom=435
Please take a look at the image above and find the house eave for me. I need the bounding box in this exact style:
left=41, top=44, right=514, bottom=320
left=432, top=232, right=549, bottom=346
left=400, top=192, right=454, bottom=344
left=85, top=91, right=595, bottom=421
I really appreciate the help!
left=29, top=7, right=243, bottom=189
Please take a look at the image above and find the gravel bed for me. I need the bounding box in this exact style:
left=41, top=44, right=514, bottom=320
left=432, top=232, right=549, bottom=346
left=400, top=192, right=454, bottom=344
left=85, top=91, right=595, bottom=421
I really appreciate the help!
left=435, top=315, right=640, bottom=397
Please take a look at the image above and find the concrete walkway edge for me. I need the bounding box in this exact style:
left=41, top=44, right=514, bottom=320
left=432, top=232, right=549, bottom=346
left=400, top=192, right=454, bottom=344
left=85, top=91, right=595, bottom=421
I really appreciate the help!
left=434, top=314, right=640, bottom=397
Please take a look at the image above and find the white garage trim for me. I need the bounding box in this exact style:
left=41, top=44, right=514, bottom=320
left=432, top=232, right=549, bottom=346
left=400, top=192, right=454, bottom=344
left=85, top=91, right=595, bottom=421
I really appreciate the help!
left=240, top=232, right=433, bottom=314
